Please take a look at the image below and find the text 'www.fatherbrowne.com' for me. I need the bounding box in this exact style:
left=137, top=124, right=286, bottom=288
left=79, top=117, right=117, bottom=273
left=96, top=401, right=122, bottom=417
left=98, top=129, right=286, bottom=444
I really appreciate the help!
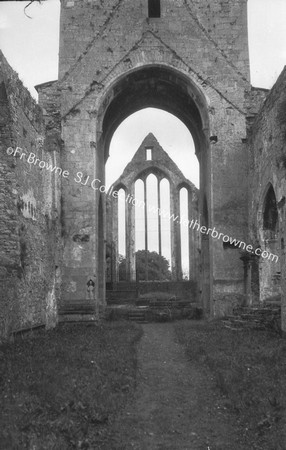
left=6, top=146, right=278, bottom=263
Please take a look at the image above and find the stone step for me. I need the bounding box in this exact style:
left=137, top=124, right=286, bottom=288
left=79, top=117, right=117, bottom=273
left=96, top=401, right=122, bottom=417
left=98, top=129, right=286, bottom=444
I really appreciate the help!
left=58, top=301, right=96, bottom=315
left=128, top=311, right=147, bottom=323
left=106, top=290, right=138, bottom=300
left=59, top=314, right=97, bottom=323
left=148, top=301, right=192, bottom=308
left=223, top=304, right=281, bottom=332
left=106, top=298, right=138, bottom=305
left=128, top=312, right=146, bottom=316
left=106, top=283, right=137, bottom=292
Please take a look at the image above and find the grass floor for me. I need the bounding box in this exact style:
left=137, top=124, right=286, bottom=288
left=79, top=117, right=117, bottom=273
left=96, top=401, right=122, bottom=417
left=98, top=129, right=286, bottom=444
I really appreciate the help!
left=0, top=321, right=142, bottom=450
left=2, top=319, right=286, bottom=450
left=175, top=320, right=286, bottom=450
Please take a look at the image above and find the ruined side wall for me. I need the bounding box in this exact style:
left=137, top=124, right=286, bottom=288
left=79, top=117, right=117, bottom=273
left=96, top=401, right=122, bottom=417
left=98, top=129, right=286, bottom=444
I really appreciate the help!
left=248, top=67, right=286, bottom=332
left=0, top=53, right=61, bottom=340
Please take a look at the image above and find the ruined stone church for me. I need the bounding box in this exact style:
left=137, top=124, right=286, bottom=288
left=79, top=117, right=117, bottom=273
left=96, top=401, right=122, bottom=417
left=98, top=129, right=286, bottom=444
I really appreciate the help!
left=0, top=0, right=285, bottom=340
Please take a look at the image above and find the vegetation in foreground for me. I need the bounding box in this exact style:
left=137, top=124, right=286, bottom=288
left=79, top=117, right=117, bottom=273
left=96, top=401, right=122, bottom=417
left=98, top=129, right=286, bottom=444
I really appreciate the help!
left=0, top=321, right=142, bottom=450
left=175, top=320, right=286, bottom=450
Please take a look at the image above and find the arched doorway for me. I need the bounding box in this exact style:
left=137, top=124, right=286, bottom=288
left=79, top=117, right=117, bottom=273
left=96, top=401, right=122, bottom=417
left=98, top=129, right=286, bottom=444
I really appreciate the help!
left=258, top=183, right=280, bottom=302
left=96, top=65, right=211, bottom=312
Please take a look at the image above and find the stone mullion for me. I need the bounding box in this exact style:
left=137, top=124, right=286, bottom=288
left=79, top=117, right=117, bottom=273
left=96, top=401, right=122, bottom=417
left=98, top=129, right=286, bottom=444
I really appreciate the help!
left=175, top=188, right=182, bottom=280
left=170, top=184, right=182, bottom=280
left=188, top=189, right=195, bottom=281
left=158, top=178, right=162, bottom=257
left=126, top=184, right=136, bottom=281
left=113, top=194, right=119, bottom=283
left=124, top=189, right=129, bottom=281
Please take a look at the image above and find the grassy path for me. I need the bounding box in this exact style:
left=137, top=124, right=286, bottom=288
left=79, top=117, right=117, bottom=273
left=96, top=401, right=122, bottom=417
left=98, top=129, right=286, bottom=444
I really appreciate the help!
left=102, top=323, right=244, bottom=450
left=2, top=320, right=284, bottom=449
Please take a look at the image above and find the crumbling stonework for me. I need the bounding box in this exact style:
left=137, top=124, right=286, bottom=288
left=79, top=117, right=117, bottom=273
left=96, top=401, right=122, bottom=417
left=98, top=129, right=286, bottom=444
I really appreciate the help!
left=248, top=67, right=286, bottom=332
left=0, top=52, right=61, bottom=340
left=1, top=0, right=286, bottom=338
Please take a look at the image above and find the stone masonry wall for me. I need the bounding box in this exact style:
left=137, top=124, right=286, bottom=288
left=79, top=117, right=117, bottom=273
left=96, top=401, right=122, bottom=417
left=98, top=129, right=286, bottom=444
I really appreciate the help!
left=248, top=67, right=286, bottom=332
left=185, top=0, right=250, bottom=80
left=58, top=0, right=250, bottom=116
left=0, top=52, right=61, bottom=340
left=56, top=0, right=251, bottom=315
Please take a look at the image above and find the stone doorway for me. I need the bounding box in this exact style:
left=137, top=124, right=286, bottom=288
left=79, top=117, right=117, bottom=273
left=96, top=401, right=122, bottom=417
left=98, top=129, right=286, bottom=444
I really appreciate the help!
left=96, top=65, right=211, bottom=312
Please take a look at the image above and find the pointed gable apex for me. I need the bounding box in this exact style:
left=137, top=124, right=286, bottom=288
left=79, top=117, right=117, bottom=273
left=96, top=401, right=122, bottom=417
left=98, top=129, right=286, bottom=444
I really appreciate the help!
left=110, top=132, right=197, bottom=192
left=130, top=132, right=164, bottom=163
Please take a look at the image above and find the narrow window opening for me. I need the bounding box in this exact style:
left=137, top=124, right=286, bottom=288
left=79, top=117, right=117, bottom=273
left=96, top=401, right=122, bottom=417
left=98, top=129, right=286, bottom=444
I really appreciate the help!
left=146, top=174, right=159, bottom=253
left=263, top=185, right=278, bottom=232
left=118, top=187, right=127, bottom=281
left=180, top=187, right=189, bottom=279
left=148, top=0, right=161, bottom=18
left=146, top=147, right=153, bottom=160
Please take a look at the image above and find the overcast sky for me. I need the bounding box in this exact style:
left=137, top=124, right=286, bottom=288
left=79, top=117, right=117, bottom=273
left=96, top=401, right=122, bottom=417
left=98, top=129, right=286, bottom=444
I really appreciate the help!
left=0, top=0, right=285, bottom=189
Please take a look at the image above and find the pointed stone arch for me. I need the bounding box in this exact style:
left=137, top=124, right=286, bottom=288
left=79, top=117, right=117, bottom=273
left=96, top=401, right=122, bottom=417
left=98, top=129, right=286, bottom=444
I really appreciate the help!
left=57, top=1, right=251, bottom=317
left=258, top=183, right=280, bottom=302
left=97, top=64, right=211, bottom=307
left=263, top=184, right=278, bottom=237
